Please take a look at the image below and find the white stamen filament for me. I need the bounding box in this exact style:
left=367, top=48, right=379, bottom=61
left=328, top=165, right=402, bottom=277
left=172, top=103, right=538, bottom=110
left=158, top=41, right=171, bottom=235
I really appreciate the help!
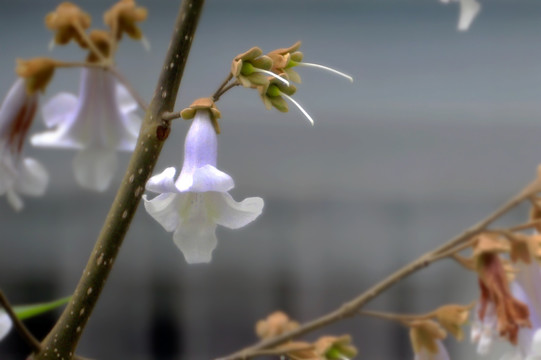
left=254, top=69, right=290, bottom=87
left=48, top=38, right=56, bottom=52
left=282, top=94, right=314, bottom=126
left=141, top=36, right=151, bottom=52
left=298, top=62, right=353, bottom=83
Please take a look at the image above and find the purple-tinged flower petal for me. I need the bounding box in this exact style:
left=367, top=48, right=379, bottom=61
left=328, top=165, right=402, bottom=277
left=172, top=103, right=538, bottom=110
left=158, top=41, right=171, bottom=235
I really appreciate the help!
left=41, top=93, right=78, bottom=128
left=145, top=167, right=178, bottom=194
left=176, top=164, right=234, bottom=193
left=207, top=192, right=264, bottom=229
left=0, top=311, right=12, bottom=341
left=414, top=340, right=450, bottom=360
left=143, top=192, right=186, bottom=232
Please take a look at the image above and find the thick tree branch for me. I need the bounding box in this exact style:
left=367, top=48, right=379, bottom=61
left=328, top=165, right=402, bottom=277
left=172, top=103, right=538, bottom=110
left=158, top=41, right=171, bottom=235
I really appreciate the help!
left=30, top=1, right=205, bottom=359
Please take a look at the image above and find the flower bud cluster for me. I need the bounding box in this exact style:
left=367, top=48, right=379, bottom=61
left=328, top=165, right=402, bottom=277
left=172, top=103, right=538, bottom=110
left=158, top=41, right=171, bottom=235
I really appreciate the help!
left=255, top=311, right=358, bottom=360
left=227, top=42, right=352, bottom=125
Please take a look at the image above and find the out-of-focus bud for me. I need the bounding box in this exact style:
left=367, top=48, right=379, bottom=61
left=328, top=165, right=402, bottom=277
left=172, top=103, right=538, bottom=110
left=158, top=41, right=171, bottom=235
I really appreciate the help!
left=45, top=2, right=91, bottom=47
left=255, top=311, right=300, bottom=339
left=104, top=0, right=148, bottom=41
left=15, top=58, right=57, bottom=94
left=409, top=320, right=449, bottom=359
left=180, top=97, right=221, bottom=134
left=434, top=303, right=473, bottom=340
left=86, top=30, right=112, bottom=63
left=314, top=335, right=358, bottom=360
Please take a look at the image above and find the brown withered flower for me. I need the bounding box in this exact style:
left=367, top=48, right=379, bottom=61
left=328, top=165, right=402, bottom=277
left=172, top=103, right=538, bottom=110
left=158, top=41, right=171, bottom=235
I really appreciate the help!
left=473, top=235, right=531, bottom=345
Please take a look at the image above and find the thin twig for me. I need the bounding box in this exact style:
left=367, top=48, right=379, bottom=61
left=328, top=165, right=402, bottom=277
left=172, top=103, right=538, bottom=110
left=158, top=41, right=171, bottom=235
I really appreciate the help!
left=359, top=310, right=432, bottom=326
left=217, top=178, right=540, bottom=360
left=0, top=290, right=41, bottom=353
left=162, top=111, right=182, bottom=121
left=213, top=81, right=241, bottom=102
left=211, top=73, right=233, bottom=101
left=509, top=219, right=541, bottom=232
left=31, top=1, right=205, bottom=359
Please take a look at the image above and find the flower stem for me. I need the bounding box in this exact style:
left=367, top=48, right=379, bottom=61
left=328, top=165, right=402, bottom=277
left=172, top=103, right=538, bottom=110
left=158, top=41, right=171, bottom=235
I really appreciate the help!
left=212, top=73, right=233, bottom=101
left=30, top=1, right=205, bottom=359
left=217, top=177, right=541, bottom=360
left=213, top=80, right=241, bottom=102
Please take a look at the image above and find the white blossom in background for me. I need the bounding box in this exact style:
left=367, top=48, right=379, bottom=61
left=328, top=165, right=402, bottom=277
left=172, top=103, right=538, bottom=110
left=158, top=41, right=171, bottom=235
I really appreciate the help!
left=0, top=79, right=49, bottom=211
left=440, top=0, right=481, bottom=31
left=0, top=311, right=12, bottom=340
left=31, top=68, right=141, bottom=192
left=413, top=340, right=449, bottom=360
left=471, top=301, right=498, bottom=355
left=143, top=108, right=263, bottom=264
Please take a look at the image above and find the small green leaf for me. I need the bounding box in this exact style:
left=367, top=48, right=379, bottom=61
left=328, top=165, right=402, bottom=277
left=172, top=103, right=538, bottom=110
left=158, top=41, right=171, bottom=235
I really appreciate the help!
left=12, top=296, right=71, bottom=320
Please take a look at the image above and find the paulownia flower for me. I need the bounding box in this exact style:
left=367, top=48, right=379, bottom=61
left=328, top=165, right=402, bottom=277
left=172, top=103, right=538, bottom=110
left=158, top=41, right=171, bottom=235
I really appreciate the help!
left=0, top=310, right=12, bottom=341
left=440, top=0, right=481, bottom=31
left=143, top=102, right=263, bottom=264
left=31, top=68, right=141, bottom=192
left=0, top=79, right=48, bottom=211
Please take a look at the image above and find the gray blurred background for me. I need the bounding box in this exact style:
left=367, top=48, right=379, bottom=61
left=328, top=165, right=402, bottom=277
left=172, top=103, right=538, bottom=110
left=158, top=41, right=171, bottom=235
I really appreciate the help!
left=0, top=0, right=539, bottom=358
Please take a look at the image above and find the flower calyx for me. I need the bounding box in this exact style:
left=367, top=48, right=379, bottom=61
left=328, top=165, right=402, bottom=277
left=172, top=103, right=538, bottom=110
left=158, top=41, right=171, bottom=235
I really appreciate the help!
left=259, top=78, right=296, bottom=113
left=15, top=57, right=57, bottom=94
left=104, top=0, right=147, bottom=41
left=268, top=41, right=353, bottom=83
left=231, top=46, right=278, bottom=88
left=45, top=2, right=91, bottom=48
left=314, top=335, right=358, bottom=360
left=268, top=41, right=304, bottom=83
left=180, top=97, right=221, bottom=134
left=255, top=311, right=300, bottom=339
left=434, top=303, right=473, bottom=341
left=409, top=320, right=448, bottom=358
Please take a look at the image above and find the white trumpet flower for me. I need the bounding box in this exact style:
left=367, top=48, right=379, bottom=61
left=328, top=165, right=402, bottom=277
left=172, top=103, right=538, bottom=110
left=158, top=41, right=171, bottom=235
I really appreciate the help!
left=31, top=68, right=141, bottom=192
left=0, top=79, right=48, bottom=211
left=143, top=109, right=263, bottom=264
